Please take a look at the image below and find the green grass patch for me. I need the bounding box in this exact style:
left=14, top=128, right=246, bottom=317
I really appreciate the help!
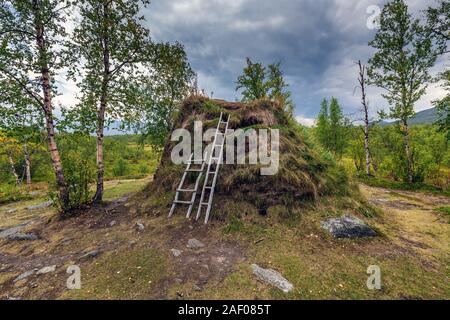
left=434, top=206, right=450, bottom=223
left=358, top=176, right=450, bottom=197
left=63, top=248, right=168, bottom=300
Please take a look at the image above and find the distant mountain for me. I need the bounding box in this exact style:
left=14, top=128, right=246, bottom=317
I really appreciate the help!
left=378, top=107, right=443, bottom=127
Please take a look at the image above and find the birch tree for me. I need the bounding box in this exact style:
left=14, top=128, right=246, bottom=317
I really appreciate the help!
left=68, top=0, right=154, bottom=203
left=357, top=60, right=372, bottom=176
left=367, top=0, right=438, bottom=183
left=0, top=0, right=71, bottom=209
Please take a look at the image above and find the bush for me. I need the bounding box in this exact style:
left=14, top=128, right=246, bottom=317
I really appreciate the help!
left=112, top=158, right=129, bottom=177
left=52, top=134, right=96, bottom=212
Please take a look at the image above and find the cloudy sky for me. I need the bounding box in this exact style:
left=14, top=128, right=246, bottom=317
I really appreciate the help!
left=58, top=0, right=448, bottom=126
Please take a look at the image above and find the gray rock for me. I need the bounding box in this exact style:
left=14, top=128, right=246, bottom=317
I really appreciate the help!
left=251, top=264, right=293, bottom=293
left=36, top=265, right=56, bottom=275
left=80, top=250, right=101, bottom=260
left=187, top=238, right=205, bottom=249
left=109, top=220, right=117, bottom=227
left=321, top=215, right=378, bottom=239
left=26, top=201, right=53, bottom=211
left=14, top=270, right=35, bottom=283
left=7, top=233, right=38, bottom=241
left=171, top=249, right=182, bottom=257
left=6, top=208, right=17, bottom=214
left=135, top=222, right=145, bottom=231
left=0, top=221, right=33, bottom=239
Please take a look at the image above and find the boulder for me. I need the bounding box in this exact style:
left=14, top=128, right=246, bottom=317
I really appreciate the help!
left=187, top=238, right=205, bottom=249
left=251, top=264, right=293, bottom=293
left=321, top=215, right=378, bottom=238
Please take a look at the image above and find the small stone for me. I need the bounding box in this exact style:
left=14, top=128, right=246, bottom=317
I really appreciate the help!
left=216, top=256, right=226, bottom=264
left=7, top=233, right=38, bottom=241
left=6, top=209, right=17, bottom=214
left=135, top=222, right=145, bottom=231
left=174, top=278, right=183, bottom=284
left=193, top=284, right=202, bottom=291
left=187, top=238, right=205, bottom=249
left=109, top=220, right=117, bottom=227
left=14, top=270, right=35, bottom=283
left=26, top=201, right=53, bottom=211
left=251, top=264, right=293, bottom=293
left=36, top=265, right=56, bottom=275
left=171, top=249, right=182, bottom=257
left=188, top=225, right=194, bottom=230
left=80, top=250, right=101, bottom=260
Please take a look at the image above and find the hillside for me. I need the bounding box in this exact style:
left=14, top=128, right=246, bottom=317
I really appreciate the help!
left=379, top=107, right=444, bottom=126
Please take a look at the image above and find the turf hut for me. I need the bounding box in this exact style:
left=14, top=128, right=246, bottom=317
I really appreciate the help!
left=152, top=96, right=349, bottom=221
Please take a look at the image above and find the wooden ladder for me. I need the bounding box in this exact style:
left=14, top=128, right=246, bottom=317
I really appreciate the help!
left=169, top=112, right=230, bottom=224
left=168, top=153, right=206, bottom=219
left=196, top=112, right=230, bottom=224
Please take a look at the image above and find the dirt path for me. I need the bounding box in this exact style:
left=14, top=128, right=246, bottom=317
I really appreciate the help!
left=359, top=184, right=450, bottom=263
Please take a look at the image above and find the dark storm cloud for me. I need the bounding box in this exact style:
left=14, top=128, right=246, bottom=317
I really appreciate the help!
left=142, top=0, right=445, bottom=123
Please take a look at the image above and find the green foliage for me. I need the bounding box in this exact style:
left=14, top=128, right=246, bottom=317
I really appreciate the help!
left=236, top=58, right=294, bottom=116
left=236, top=57, right=268, bottom=101
left=315, top=97, right=349, bottom=158
left=112, top=158, right=129, bottom=177
left=267, top=62, right=295, bottom=117
left=368, top=0, right=441, bottom=182
left=54, top=134, right=96, bottom=211
left=346, top=124, right=449, bottom=186
left=433, top=69, right=450, bottom=138
left=130, top=42, right=194, bottom=148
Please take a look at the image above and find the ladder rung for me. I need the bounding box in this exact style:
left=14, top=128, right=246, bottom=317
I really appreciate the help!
left=204, top=186, right=213, bottom=189
left=177, top=188, right=196, bottom=192
left=200, top=202, right=209, bottom=206
left=174, top=200, right=193, bottom=205
left=187, top=168, right=204, bottom=172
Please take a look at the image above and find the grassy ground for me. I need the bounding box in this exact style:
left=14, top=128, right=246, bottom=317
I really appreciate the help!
left=0, top=180, right=448, bottom=300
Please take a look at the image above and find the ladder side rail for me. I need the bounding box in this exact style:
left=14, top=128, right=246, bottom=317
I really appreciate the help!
left=196, top=113, right=224, bottom=220
left=204, top=115, right=230, bottom=223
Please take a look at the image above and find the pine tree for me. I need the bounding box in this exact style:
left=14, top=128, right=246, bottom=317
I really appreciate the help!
left=329, top=97, right=347, bottom=158
left=316, top=98, right=330, bottom=149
